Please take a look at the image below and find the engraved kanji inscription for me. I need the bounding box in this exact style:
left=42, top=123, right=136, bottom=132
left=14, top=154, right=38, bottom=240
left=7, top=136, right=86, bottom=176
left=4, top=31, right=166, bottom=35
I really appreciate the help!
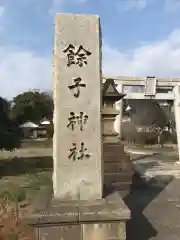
left=63, top=44, right=92, bottom=67
left=68, top=77, right=86, bottom=98
left=68, top=142, right=91, bottom=161
left=67, top=112, right=88, bottom=131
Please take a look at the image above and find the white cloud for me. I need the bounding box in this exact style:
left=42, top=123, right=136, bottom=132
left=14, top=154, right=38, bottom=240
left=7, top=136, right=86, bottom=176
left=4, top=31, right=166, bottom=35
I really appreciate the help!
left=2, top=29, right=180, bottom=100
left=117, top=0, right=147, bottom=11
left=0, top=6, right=5, bottom=17
left=0, top=47, right=51, bottom=100
left=103, top=29, right=180, bottom=78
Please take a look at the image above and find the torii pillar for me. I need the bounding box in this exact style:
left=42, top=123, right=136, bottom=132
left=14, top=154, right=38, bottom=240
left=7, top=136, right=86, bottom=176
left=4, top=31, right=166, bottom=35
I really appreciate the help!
left=173, top=85, right=180, bottom=162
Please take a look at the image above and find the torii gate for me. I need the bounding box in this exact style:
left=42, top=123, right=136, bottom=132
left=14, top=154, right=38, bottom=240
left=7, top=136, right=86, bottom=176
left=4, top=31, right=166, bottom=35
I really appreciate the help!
left=103, top=76, right=180, bottom=162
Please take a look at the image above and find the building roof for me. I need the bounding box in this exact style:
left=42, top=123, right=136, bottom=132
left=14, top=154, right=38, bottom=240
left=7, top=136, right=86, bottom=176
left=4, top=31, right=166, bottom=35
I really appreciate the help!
left=19, top=121, right=40, bottom=128
left=40, top=120, right=51, bottom=125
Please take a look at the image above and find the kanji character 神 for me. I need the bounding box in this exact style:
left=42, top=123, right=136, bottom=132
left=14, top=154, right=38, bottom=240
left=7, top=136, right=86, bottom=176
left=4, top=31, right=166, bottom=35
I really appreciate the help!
left=67, top=112, right=88, bottom=131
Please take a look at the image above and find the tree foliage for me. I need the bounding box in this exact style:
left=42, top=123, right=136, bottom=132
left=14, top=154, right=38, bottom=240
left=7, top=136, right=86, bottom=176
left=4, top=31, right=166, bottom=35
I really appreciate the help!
left=11, top=91, right=53, bottom=124
left=0, top=97, right=21, bottom=151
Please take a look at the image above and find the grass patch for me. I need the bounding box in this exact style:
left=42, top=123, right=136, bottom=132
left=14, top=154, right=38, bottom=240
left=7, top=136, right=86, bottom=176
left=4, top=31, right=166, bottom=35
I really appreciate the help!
left=0, top=171, right=52, bottom=204
left=23, top=171, right=52, bottom=190
left=0, top=170, right=52, bottom=239
left=0, top=148, right=53, bottom=239
left=20, top=138, right=52, bottom=148
left=0, top=184, right=26, bottom=203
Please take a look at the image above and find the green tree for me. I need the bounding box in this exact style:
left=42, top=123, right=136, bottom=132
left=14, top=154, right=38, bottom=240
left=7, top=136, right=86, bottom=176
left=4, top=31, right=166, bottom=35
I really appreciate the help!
left=11, top=91, right=53, bottom=124
left=0, top=97, right=21, bottom=151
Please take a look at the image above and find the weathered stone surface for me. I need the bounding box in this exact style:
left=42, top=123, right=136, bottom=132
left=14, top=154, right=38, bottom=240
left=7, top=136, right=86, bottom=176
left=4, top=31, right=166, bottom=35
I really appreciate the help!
left=83, top=222, right=126, bottom=240
left=26, top=191, right=130, bottom=240
left=26, top=191, right=130, bottom=223
left=104, top=163, right=129, bottom=173
left=36, top=222, right=126, bottom=240
left=103, top=142, right=133, bottom=195
left=79, top=192, right=130, bottom=222
left=104, top=173, right=132, bottom=183
left=27, top=204, right=79, bottom=225
left=38, top=225, right=81, bottom=240
left=53, top=13, right=103, bottom=200
left=39, top=226, right=61, bottom=240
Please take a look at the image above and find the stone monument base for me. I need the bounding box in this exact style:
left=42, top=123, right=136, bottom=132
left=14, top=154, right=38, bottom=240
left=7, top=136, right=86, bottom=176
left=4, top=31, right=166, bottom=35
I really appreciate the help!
left=25, top=188, right=130, bottom=240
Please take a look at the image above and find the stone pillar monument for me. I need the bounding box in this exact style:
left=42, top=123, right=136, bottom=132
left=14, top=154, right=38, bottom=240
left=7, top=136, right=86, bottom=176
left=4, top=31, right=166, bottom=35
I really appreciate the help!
left=52, top=13, right=103, bottom=200
left=117, top=84, right=124, bottom=139
left=26, top=13, right=130, bottom=240
left=174, top=85, right=180, bottom=163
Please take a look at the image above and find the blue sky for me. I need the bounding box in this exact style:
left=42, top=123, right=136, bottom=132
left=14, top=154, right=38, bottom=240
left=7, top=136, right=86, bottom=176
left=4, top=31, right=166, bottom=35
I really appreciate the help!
left=0, top=0, right=180, bottom=99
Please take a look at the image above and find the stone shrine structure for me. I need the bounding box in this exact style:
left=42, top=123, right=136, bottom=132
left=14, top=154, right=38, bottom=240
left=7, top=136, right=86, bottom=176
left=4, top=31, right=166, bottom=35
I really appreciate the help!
left=102, top=79, right=133, bottom=195
left=102, top=79, right=126, bottom=143
left=26, top=13, right=130, bottom=240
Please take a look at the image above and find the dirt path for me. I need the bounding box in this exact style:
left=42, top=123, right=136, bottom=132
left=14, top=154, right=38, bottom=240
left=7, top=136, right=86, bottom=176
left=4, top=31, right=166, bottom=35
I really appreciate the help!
left=0, top=148, right=52, bottom=159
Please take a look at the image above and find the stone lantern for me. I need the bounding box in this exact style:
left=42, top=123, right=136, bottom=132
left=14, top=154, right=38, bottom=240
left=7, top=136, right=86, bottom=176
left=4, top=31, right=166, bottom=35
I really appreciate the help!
left=102, top=79, right=126, bottom=143
left=102, top=79, right=133, bottom=195
left=102, top=79, right=133, bottom=196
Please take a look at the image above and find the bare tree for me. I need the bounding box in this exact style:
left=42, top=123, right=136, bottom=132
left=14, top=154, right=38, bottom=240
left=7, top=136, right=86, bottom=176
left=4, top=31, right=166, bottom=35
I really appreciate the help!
left=122, top=99, right=168, bottom=145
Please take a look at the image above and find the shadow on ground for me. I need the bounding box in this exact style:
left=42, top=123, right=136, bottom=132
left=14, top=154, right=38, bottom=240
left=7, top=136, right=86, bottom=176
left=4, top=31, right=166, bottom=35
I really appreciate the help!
left=123, top=173, right=174, bottom=240
left=0, top=156, right=53, bottom=178
left=129, top=153, right=159, bottom=162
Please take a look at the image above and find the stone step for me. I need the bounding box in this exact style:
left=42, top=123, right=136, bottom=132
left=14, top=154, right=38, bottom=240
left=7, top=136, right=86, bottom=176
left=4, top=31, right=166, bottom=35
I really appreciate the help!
left=104, top=162, right=126, bottom=173
left=104, top=173, right=132, bottom=184
left=104, top=162, right=133, bottom=173
left=111, top=182, right=132, bottom=191
left=103, top=153, right=130, bottom=163
left=103, top=149, right=129, bottom=157
left=104, top=181, right=132, bottom=192
left=103, top=144, right=124, bottom=153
